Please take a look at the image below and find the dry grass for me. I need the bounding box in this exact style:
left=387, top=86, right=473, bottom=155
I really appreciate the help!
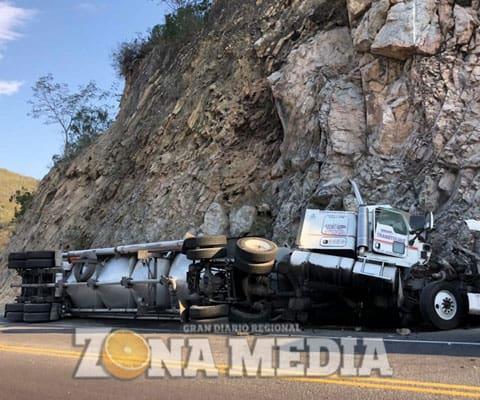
left=0, top=168, right=38, bottom=225
left=0, top=169, right=36, bottom=305
left=0, top=168, right=38, bottom=259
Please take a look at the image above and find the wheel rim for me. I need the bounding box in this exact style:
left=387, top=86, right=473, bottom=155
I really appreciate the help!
left=434, top=290, right=457, bottom=321
left=242, top=238, right=274, bottom=252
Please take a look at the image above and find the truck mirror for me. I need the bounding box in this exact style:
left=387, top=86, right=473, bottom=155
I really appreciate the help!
left=409, top=215, right=426, bottom=232
left=425, top=212, right=434, bottom=231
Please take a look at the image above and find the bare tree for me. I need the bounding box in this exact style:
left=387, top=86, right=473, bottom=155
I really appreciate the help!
left=28, top=74, right=113, bottom=157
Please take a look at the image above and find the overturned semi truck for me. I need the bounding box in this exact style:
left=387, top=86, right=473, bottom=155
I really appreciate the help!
left=4, top=181, right=480, bottom=330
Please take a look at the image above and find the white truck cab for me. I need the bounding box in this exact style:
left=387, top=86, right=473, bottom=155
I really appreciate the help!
left=296, top=204, right=433, bottom=269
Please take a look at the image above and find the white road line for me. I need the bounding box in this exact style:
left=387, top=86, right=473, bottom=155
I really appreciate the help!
left=2, top=320, right=480, bottom=347
left=324, top=335, right=480, bottom=347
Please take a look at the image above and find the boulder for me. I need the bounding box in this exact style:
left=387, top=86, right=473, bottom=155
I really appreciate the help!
left=352, top=0, right=390, bottom=52
left=371, top=0, right=442, bottom=60
left=229, top=206, right=257, bottom=237
left=201, top=202, right=229, bottom=236
left=454, top=4, right=478, bottom=45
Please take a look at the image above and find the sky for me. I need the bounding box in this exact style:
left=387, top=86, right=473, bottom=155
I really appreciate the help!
left=0, top=0, right=169, bottom=179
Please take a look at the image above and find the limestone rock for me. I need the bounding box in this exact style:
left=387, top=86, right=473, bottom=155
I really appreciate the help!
left=268, top=27, right=355, bottom=168
left=454, top=4, right=478, bottom=45
left=371, top=0, right=442, bottom=60
left=347, top=0, right=373, bottom=21
left=439, top=172, right=457, bottom=194
left=229, top=206, right=257, bottom=236
left=201, top=203, right=229, bottom=236
left=327, top=81, right=367, bottom=155
left=352, top=0, right=390, bottom=52
left=419, top=177, right=440, bottom=211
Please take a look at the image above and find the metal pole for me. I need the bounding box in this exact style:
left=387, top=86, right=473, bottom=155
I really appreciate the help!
left=63, top=239, right=185, bottom=258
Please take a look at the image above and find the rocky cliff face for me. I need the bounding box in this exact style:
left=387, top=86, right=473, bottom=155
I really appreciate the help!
left=3, top=0, right=480, bottom=294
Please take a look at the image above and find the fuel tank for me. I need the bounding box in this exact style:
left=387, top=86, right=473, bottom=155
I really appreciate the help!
left=288, top=250, right=398, bottom=293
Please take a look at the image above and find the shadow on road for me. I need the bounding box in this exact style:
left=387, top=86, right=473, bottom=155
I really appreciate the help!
left=1, top=316, right=480, bottom=357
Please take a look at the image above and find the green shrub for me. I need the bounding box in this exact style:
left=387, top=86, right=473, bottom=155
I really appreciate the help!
left=112, top=36, right=149, bottom=78
left=9, top=188, right=35, bottom=222
left=112, top=0, right=211, bottom=78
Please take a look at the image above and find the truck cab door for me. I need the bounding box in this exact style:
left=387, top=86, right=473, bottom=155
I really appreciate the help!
left=372, top=208, right=408, bottom=258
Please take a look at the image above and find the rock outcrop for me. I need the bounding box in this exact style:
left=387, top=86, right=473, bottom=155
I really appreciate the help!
left=2, top=0, right=480, bottom=294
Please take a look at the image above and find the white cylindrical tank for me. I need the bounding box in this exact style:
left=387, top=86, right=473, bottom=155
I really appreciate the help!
left=65, top=254, right=191, bottom=311
left=96, top=257, right=135, bottom=309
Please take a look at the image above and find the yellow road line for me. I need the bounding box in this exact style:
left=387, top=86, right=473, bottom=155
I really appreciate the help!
left=291, top=377, right=480, bottom=399
left=0, top=343, right=479, bottom=398
left=349, top=376, right=480, bottom=392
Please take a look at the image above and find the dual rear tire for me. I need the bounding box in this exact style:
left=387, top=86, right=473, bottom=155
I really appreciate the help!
left=8, top=251, right=56, bottom=270
left=183, top=236, right=227, bottom=261
left=4, top=303, right=56, bottom=323
left=4, top=303, right=24, bottom=322
left=234, top=237, right=277, bottom=275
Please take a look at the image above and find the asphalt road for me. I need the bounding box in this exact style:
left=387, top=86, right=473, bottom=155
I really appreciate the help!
left=0, top=317, right=480, bottom=400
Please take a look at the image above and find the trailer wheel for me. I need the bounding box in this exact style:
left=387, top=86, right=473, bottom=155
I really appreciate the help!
left=190, top=304, right=229, bottom=319
left=24, top=303, right=51, bottom=313
left=420, top=281, right=465, bottom=330
left=5, top=303, right=24, bottom=313
left=185, top=247, right=227, bottom=261
left=234, top=257, right=274, bottom=275
left=182, top=236, right=227, bottom=251
left=26, top=259, right=56, bottom=269
left=26, top=251, right=56, bottom=260
left=5, top=312, right=24, bottom=322
left=23, top=312, right=51, bottom=323
left=235, top=237, right=277, bottom=264
left=7, top=260, right=26, bottom=269
left=230, top=307, right=271, bottom=323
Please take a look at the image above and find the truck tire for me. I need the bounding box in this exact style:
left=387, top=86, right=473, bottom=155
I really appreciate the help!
left=234, top=257, right=274, bottom=275
left=420, top=281, right=465, bottom=330
left=235, top=237, right=278, bottom=264
left=5, top=312, right=23, bottom=322
left=230, top=307, right=271, bottom=323
left=26, top=259, right=56, bottom=269
left=7, top=260, right=26, bottom=269
left=8, top=252, right=26, bottom=261
left=24, top=303, right=51, bottom=313
left=190, top=304, right=229, bottom=319
left=24, top=312, right=51, bottom=323
left=185, top=247, right=227, bottom=261
left=26, top=251, right=56, bottom=260
left=5, top=303, right=24, bottom=313
left=182, top=236, right=227, bottom=251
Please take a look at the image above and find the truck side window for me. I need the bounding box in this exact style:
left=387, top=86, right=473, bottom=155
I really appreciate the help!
left=376, top=210, right=407, bottom=235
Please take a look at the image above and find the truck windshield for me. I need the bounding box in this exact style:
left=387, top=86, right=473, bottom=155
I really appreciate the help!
left=376, top=209, right=408, bottom=235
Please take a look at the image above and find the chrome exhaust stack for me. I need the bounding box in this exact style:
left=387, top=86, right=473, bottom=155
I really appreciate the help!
left=350, top=179, right=365, bottom=206
left=350, top=180, right=369, bottom=256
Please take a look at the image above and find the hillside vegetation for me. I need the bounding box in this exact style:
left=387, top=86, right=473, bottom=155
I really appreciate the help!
left=0, top=168, right=37, bottom=249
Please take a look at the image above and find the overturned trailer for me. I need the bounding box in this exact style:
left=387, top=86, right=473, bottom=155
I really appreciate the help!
left=5, top=181, right=480, bottom=330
